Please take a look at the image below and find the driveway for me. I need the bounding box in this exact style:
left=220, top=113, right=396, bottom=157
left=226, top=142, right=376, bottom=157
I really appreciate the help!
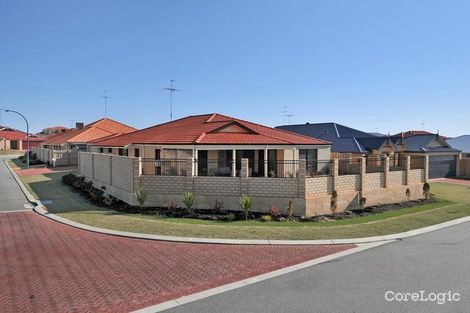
left=166, top=220, right=470, bottom=313
left=0, top=158, right=31, bottom=212
left=0, top=159, right=353, bottom=313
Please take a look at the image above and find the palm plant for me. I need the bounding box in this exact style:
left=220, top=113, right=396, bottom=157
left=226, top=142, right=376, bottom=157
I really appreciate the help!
left=240, top=196, right=254, bottom=221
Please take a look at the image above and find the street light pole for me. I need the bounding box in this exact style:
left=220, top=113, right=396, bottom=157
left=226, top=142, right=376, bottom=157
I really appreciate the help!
left=2, top=109, right=30, bottom=169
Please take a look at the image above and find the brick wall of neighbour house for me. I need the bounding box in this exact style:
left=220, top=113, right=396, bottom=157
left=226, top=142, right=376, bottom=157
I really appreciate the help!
left=77, top=152, right=427, bottom=217
left=460, top=159, right=470, bottom=178
left=0, top=138, right=11, bottom=150
left=32, top=147, right=78, bottom=167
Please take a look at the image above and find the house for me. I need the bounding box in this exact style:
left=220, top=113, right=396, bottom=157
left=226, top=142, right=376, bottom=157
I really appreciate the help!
left=91, top=113, right=332, bottom=177
left=36, top=126, right=68, bottom=138
left=79, top=113, right=427, bottom=216
left=0, top=130, right=27, bottom=150
left=395, top=133, right=460, bottom=178
left=276, top=122, right=397, bottom=157
left=41, top=118, right=136, bottom=151
left=446, top=135, right=470, bottom=159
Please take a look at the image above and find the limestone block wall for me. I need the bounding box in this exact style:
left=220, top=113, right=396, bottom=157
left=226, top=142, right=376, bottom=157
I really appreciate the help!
left=388, top=171, right=406, bottom=186
left=364, top=172, right=385, bottom=189
left=335, top=175, right=360, bottom=192
left=305, top=176, right=333, bottom=196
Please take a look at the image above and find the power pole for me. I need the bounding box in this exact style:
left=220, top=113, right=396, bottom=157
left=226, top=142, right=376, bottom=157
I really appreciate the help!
left=101, top=89, right=110, bottom=117
left=287, top=114, right=294, bottom=125
left=165, top=80, right=180, bottom=120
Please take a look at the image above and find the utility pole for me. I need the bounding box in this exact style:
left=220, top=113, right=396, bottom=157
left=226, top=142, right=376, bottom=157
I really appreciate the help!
left=101, top=89, right=110, bottom=117
left=1, top=109, right=30, bottom=169
left=164, top=80, right=180, bottom=121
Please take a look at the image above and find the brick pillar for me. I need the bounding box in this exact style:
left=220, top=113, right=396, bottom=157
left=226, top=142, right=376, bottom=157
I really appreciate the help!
left=264, top=147, right=268, bottom=177
left=92, top=153, right=95, bottom=179
left=186, top=159, right=193, bottom=193
left=424, top=155, right=429, bottom=182
left=240, top=158, right=249, bottom=195
left=384, top=156, right=390, bottom=188
left=405, top=155, right=411, bottom=185
left=232, top=149, right=236, bottom=177
left=360, top=157, right=366, bottom=192
left=298, top=159, right=306, bottom=198
left=456, top=153, right=461, bottom=178
left=331, top=159, right=339, bottom=191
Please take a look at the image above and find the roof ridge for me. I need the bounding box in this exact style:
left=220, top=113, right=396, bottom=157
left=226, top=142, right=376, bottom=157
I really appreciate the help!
left=195, top=133, right=206, bottom=143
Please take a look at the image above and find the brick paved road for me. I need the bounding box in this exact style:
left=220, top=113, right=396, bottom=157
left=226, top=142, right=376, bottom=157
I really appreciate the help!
left=0, top=211, right=354, bottom=313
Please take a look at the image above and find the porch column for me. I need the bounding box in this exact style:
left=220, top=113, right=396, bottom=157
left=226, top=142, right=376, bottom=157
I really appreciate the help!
left=193, top=149, right=198, bottom=176
left=232, top=149, right=236, bottom=177
left=264, top=146, right=268, bottom=177
left=405, top=155, right=411, bottom=185
left=424, top=155, right=430, bottom=182
left=292, top=147, right=297, bottom=177
left=384, top=156, right=390, bottom=188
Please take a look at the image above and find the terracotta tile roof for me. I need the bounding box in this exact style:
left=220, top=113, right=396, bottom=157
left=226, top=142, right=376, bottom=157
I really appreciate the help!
left=42, top=118, right=136, bottom=146
left=93, top=113, right=330, bottom=147
left=0, top=130, right=27, bottom=140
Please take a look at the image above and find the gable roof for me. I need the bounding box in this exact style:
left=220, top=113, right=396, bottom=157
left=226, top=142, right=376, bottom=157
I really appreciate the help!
left=446, top=135, right=470, bottom=153
left=42, top=118, right=136, bottom=146
left=93, top=113, right=330, bottom=147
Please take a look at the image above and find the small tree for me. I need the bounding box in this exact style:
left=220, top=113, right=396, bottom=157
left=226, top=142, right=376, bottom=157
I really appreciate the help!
left=134, top=187, right=147, bottom=208
left=240, top=196, right=254, bottom=221
left=330, top=190, right=338, bottom=214
left=287, top=200, right=294, bottom=217
left=183, top=192, right=196, bottom=213
left=423, top=182, right=431, bottom=200
left=360, top=196, right=367, bottom=209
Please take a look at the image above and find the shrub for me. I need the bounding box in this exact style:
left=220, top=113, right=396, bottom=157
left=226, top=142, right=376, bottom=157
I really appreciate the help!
left=226, top=213, right=236, bottom=221
left=261, top=215, right=272, bottom=222
left=405, top=188, right=411, bottom=201
left=240, top=196, right=254, bottom=221
left=101, top=194, right=118, bottom=207
left=331, top=190, right=338, bottom=214
left=213, top=199, right=223, bottom=212
left=62, top=173, right=77, bottom=185
left=423, top=183, right=431, bottom=200
left=287, top=200, right=294, bottom=217
left=89, top=189, right=104, bottom=202
left=183, top=192, right=196, bottom=211
left=268, top=205, right=280, bottom=219
left=134, top=187, right=147, bottom=207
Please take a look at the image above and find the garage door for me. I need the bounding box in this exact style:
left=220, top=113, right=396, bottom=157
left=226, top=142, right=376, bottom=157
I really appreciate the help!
left=429, top=156, right=456, bottom=178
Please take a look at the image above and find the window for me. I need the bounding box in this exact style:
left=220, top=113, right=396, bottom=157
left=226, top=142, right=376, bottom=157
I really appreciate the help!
left=108, top=148, right=112, bottom=153
left=134, top=148, right=140, bottom=157
left=118, top=148, right=128, bottom=156
left=155, top=149, right=161, bottom=160
left=99, top=148, right=103, bottom=153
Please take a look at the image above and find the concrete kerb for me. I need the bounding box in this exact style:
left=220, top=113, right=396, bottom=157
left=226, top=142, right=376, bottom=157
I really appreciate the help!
left=6, top=158, right=470, bottom=246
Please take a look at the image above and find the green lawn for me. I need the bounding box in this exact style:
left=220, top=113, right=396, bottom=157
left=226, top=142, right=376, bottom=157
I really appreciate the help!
left=18, top=168, right=470, bottom=240
left=0, top=150, right=24, bottom=156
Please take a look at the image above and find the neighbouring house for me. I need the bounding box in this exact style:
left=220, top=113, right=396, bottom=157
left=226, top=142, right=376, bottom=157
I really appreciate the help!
left=32, top=118, right=136, bottom=167
left=41, top=118, right=136, bottom=151
left=395, top=133, right=461, bottom=178
left=0, top=130, right=27, bottom=150
left=446, top=135, right=470, bottom=159
left=36, top=126, right=68, bottom=138
left=276, top=122, right=397, bottom=158
left=77, top=113, right=428, bottom=217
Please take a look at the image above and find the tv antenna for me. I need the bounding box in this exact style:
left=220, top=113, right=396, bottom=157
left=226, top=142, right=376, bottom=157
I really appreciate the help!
left=282, top=106, right=288, bottom=125
left=164, top=80, right=180, bottom=120
left=421, top=120, right=425, bottom=130
left=287, top=114, right=294, bottom=125
left=101, top=89, right=110, bottom=117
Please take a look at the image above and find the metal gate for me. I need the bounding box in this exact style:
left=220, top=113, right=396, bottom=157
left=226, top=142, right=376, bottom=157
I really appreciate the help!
left=429, top=156, right=456, bottom=178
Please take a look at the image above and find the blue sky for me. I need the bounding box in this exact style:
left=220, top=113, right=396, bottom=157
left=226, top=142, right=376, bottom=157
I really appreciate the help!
left=1, top=0, right=469, bottom=136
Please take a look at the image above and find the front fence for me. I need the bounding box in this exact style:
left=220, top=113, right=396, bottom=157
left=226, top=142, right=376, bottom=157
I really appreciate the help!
left=140, top=158, right=188, bottom=176
left=338, top=159, right=362, bottom=175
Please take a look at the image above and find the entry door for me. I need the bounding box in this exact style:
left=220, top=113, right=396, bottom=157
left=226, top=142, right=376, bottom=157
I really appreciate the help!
left=198, top=150, right=208, bottom=175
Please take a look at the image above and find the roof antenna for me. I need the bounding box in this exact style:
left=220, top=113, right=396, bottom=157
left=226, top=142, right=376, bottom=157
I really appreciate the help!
left=101, top=89, right=110, bottom=117
left=421, top=120, right=425, bottom=130
left=287, top=114, right=294, bottom=125
left=165, top=80, right=180, bottom=121
left=282, top=106, right=288, bottom=125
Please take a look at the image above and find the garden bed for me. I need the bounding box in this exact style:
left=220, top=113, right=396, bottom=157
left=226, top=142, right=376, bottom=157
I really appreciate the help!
left=62, top=173, right=435, bottom=223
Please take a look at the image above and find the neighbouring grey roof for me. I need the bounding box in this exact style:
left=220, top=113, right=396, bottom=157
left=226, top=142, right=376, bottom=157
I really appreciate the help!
left=368, top=132, right=385, bottom=137
left=446, top=135, right=470, bottom=153
left=276, top=123, right=391, bottom=153
left=402, top=134, right=461, bottom=153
